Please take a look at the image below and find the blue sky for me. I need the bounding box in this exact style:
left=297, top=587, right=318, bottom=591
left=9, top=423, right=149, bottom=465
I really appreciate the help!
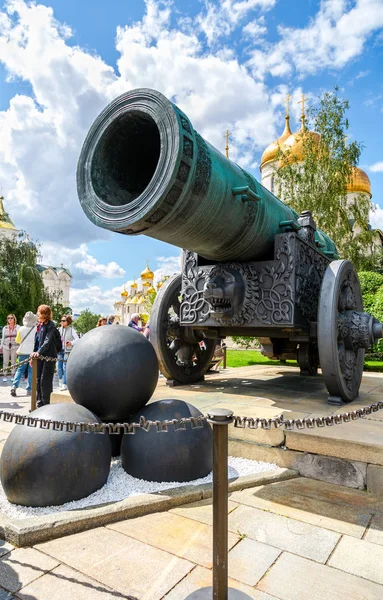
left=0, top=0, right=383, bottom=313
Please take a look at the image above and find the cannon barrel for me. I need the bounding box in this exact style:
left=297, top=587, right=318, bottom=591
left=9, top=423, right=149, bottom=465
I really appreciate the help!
left=77, top=88, right=337, bottom=262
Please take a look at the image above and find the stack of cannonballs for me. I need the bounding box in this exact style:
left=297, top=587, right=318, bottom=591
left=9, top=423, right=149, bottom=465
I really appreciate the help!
left=0, top=326, right=212, bottom=507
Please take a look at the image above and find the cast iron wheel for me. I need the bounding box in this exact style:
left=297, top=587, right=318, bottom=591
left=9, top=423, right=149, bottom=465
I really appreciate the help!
left=318, top=260, right=364, bottom=403
left=150, top=274, right=216, bottom=384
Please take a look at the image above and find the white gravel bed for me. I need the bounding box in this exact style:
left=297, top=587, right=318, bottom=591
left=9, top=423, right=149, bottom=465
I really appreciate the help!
left=0, top=456, right=278, bottom=520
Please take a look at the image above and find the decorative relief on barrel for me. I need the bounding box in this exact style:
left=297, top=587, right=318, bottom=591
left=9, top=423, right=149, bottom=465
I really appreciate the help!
left=192, top=133, right=212, bottom=197
left=177, top=161, right=191, bottom=183
left=178, top=111, right=192, bottom=135
left=183, top=136, right=194, bottom=159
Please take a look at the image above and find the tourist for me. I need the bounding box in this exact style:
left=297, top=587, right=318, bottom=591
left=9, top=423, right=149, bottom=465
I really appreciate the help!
left=128, top=313, right=143, bottom=332
left=106, top=315, right=115, bottom=325
left=96, top=317, right=107, bottom=327
left=57, top=314, right=78, bottom=391
left=1, top=314, right=20, bottom=382
left=31, top=304, right=60, bottom=408
left=143, top=320, right=150, bottom=339
left=210, top=340, right=226, bottom=372
left=10, top=312, right=37, bottom=396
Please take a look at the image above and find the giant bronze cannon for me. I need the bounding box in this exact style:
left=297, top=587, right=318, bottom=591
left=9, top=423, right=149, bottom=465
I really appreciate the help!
left=77, top=89, right=383, bottom=405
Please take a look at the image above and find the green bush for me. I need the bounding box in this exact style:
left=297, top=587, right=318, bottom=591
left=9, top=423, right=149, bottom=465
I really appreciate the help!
left=359, top=271, right=383, bottom=352
left=358, top=272, right=383, bottom=295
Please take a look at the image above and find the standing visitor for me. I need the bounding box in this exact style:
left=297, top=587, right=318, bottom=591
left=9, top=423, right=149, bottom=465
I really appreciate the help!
left=10, top=312, right=37, bottom=396
left=1, top=314, right=20, bottom=382
left=143, top=320, right=150, bottom=339
left=31, top=305, right=60, bottom=408
left=128, top=313, right=143, bottom=332
left=57, top=314, right=78, bottom=391
left=106, top=315, right=115, bottom=325
left=96, top=317, right=107, bottom=327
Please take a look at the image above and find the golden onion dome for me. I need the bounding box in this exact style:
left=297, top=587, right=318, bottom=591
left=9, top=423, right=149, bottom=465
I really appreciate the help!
left=147, top=286, right=156, bottom=294
left=346, top=167, right=372, bottom=197
left=130, top=281, right=138, bottom=290
left=260, top=116, right=292, bottom=170
left=140, top=264, right=154, bottom=280
left=121, top=285, right=128, bottom=297
left=282, top=127, right=320, bottom=164
left=157, top=280, right=164, bottom=289
left=142, top=281, right=150, bottom=288
left=0, top=195, right=17, bottom=230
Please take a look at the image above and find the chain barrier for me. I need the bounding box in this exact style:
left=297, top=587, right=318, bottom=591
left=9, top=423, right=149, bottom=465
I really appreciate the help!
left=0, top=354, right=65, bottom=375
left=0, top=401, right=382, bottom=433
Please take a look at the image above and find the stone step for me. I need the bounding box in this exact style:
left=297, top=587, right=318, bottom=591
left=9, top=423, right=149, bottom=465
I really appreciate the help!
left=285, top=418, right=383, bottom=465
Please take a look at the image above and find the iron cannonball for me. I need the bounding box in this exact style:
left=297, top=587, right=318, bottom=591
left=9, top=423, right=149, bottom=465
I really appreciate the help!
left=121, top=399, right=213, bottom=482
left=0, top=404, right=111, bottom=507
left=66, top=325, right=158, bottom=421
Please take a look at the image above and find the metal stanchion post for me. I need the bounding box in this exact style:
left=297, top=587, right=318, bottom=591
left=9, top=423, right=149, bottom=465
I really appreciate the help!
left=31, top=358, right=38, bottom=412
left=186, top=408, right=251, bottom=599
left=223, top=346, right=227, bottom=370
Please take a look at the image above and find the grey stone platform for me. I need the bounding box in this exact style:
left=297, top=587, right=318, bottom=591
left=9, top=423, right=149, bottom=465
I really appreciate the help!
left=1, top=476, right=383, bottom=599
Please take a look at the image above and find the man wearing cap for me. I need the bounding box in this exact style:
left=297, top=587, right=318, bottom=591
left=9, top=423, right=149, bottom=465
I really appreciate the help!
left=128, top=313, right=143, bottom=332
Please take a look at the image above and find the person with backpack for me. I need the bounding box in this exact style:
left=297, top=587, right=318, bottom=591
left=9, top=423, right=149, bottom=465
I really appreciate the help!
left=10, top=311, right=37, bottom=397
left=30, top=304, right=62, bottom=408
left=57, top=314, right=78, bottom=391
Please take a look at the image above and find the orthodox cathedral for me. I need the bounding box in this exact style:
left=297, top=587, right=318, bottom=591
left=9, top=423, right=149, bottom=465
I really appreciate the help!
left=114, top=264, right=168, bottom=325
left=258, top=95, right=381, bottom=247
left=0, top=194, right=72, bottom=305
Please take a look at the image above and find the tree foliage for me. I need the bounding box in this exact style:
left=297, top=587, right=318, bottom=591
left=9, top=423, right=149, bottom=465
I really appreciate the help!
left=275, top=88, right=380, bottom=270
left=359, top=272, right=383, bottom=352
left=0, top=235, right=50, bottom=326
left=74, top=309, right=100, bottom=335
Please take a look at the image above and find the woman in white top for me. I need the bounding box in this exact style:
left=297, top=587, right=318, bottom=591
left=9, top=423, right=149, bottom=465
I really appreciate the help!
left=10, top=312, right=37, bottom=396
left=57, top=314, right=78, bottom=391
left=1, top=314, right=20, bottom=381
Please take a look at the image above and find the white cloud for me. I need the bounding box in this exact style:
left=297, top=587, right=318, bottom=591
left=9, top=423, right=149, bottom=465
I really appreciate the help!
left=370, top=204, right=383, bottom=230
left=70, top=254, right=181, bottom=314
left=70, top=285, right=121, bottom=315
left=369, top=162, right=383, bottom=172
left=39, top=242, right=125, bottom=284
left=243, top=17, right=267, bottom=43
left=74, top=256, right=125, bottom=279
left=153, top=254, right=181, bottom=284
left=249, top=0, right=383, bottom=77
left=196, top=0, right=274, bottom=45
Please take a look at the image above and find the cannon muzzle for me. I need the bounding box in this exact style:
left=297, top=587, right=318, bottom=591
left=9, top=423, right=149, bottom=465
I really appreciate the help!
left=77, top=88, right=337, bottom=261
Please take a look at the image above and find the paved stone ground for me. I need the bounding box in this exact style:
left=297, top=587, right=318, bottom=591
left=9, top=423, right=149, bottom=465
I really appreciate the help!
left=1, top=365, right=383, bottom=598
left=1, top=476, right=383, bottom=599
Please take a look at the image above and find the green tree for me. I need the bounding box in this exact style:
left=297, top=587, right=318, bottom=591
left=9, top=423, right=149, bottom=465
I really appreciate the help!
left=74, top=309, right=100, bottom=335
left=358, top=271, right=383, bottom=353
left=49, top=290, right=72, bottom=324
left=0, top=234, right=50, bottom=326
left=275, top=88, right=380, bottom=270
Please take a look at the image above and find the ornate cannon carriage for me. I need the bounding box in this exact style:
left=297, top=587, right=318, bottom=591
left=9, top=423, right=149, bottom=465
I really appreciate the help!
left=77, top=88, right=382, bottom=405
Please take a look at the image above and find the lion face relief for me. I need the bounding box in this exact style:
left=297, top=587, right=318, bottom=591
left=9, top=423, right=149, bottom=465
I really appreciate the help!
left=203, top=265, right=245, bottom=320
